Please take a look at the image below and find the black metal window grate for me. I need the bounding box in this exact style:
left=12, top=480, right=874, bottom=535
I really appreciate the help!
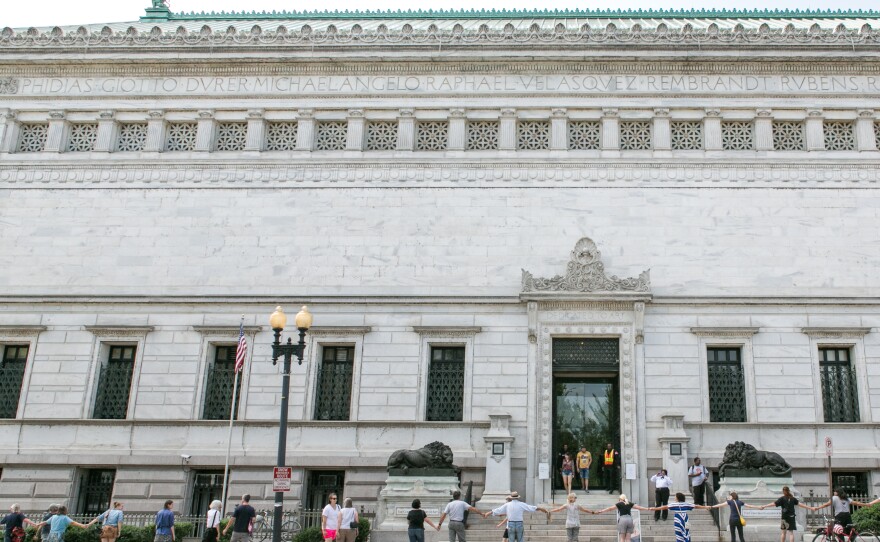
left=92, top=345, right=136, bottom=419
left=819, top=347, right=860, bottom=423
left=314, top=346, right=354, bottom=421
left=707, top=347, right=747, bottom=422
left=202, top=345, right=243, bottom=420
left=552, top=338, right=619, bottom=372
left=832, top=472, right=869, bottom=499
left=426, top=346, right=465, bottom=421
left=78, top=469, right=115, bottom=514
left=0, top=345, right=28, bottom=418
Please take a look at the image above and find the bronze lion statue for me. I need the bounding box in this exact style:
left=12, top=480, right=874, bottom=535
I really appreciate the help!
left=719, top=441, right=792, bottom=477
left=387, top=441, right=457, bottom=474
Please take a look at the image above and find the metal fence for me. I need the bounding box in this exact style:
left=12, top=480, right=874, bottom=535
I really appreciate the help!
left=803, top=491, right=878, bottom=528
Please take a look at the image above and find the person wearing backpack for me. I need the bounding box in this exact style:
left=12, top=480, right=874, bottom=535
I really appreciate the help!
left=2, top=504, right=38, bottom=542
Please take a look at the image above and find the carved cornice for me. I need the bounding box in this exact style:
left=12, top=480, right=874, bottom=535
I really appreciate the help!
left=413, top=326, right=482, bottom=338
left=192, top=325, right=263, bottom=337
left=522, top=237, right=650, bottom=295
left=801, top=327, right=872, bottom=339
left=3, top=25, right=880, bottom=51
left=0, top=325, right=47, bottom=338
left=307, top=326, right=372, bottom=336
left=690, top=326, right=761, bottom=338
left=2, top=162, right=880, bottom=188
left=84, top=325, right=154, bottom=337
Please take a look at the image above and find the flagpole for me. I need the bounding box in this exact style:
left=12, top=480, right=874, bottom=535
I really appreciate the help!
left=221, top=315, right=246, bottom=515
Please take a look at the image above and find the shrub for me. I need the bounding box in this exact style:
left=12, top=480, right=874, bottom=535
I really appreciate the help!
left=292, top=527, right=323, bottom=542
left=354, top=518, right=370, bottom=542
left=854, top=504, right=880, bottom=533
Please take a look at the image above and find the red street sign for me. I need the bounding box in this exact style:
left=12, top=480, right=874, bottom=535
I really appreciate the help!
left=273, top=467, right=292, bottom=492
left=825, top=437, right=833, bottom=457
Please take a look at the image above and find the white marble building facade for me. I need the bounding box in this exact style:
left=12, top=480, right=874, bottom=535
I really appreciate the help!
left=0, top=4, right=879, bottom=514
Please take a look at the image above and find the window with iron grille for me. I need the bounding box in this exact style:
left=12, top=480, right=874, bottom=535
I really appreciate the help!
left=365, top=121, right=398, bottom=150
left=66, top=123, right=98, bottom=152
left=823, top=121, right=855, bottom=151
left=165, top=122, right=198, bottom=152
left=315, top=121, right=348, bottom=151
left=0, top=345, right=28, bottom=419
left=92, top=345, right=136, bottom=419
left=78, top=469, right=116, bottom=514
left=832, top=472, right=869, bottom=500
left=202, top=345, right=243, bottom=420
left=567, top=120, right=600, bottom=150
left=819, top=347, right=860, bottom=423
left=416, top=121, right=448, bottom=151
left=516, top=120, right=550, bottom=150
left=116, top=123, right=148, bottom=152
left=466, top=121, right=499, bottom=150
left=313, top=346, right=354, bottom=421
left=426, top=346, right=465, bottom=421
left=619, top=121, right=652, bottom=150
left=265, top=121, right=298, bottom=151
left=707, top=347, right=747, bottom=422
left=214, top=122, right=247, bottom=151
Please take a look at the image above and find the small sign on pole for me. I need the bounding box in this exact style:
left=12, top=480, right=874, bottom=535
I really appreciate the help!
left=825, top=437, right=833, bottom=457
left=273, top=467, right=292, bottom=492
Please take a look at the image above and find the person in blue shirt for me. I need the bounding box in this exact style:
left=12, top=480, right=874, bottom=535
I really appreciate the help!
left=96, top=502, right=124, bottom=542
left=154, top=500, right=176, bottom=542
left=34, top=506, right=94, bottom=542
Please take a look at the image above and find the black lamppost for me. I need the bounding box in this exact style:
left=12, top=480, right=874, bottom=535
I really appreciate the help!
left=269, top=305, right=313, bottom=542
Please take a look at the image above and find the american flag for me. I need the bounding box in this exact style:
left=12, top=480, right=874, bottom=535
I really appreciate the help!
left=234, top=321, right=248, bottom=373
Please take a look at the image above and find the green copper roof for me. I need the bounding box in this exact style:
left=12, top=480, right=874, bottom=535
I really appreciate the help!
left=141, top=6, right=880, bottom=23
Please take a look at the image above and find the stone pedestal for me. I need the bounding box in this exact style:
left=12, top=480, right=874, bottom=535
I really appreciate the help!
left=715, top=478, right=804, bottom=541
left=373, top=476, right=460, bottom=542
left=476, top=412, right=513, bottom=509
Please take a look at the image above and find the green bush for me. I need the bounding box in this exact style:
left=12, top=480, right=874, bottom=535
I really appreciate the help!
left=292, top=527, right=323, bottom=542
left=354, top=518, right=370, bottom=542
left=62, top=524, right=101, bottom=542
left=16, top=520, right=195, bottom=542
left=854, top=504, right=880, bottom=533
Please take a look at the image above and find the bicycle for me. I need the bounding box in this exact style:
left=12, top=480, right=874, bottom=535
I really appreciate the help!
left=811, top=515, right=871, bottom=542
left=251, top=513, right=302, bottom=542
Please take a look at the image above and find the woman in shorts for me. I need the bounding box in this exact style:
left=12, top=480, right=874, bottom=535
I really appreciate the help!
left=760, top=486, right=812, bottom=542
left=560, top=454, right=575, bottom=495
left=96, top=502, right=124, bottom=542
left=321, top=494, right=342, bottom=542
left=594, top=494, right=652, bottom=542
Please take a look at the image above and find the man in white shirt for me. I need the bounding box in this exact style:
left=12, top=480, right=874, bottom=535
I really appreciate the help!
left=650, top=469, right=673, bottom=521
left=437, top=490, right=484, bottom=542
left=688, top=457, right=708, bottom=505
left=484, top=491, right=549, bottom=542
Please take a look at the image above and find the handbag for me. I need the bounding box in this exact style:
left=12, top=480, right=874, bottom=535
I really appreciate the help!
left=349, top=522, right=358, bottom=529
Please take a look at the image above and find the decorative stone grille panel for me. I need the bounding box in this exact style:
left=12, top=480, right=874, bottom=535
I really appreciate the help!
left=314, top=346, right=353, bottom=421
left=707, top=347, right=747, bottom=422
left=425, top=346, right=465, bottom=421
left=875, top=122, right=880, bottom=149
left=552, top=338, right=619, bottom=372
left=517, top=120, right=550, bottom=150
left=202, top=345, right=242, bottom=420
left=416, top=121, right=448, bottom=151
left=772, top=121, right=806, bottom=151
left=567, top=121, right=601, bottom=150
left=721, top=121, right=754, bottom=150
left=314, top=121, right=348, bottom=151
left=66, top=123, right=98, bottom=152
left=165, top=122, right=198, bottom=152
left=466, top=120, right=499, bottom=150
left=265, top=121, right=298, bottom=151
left=115, top=123, right=147, bottom=152
left=92, top=345, right=135, bottom=420
left=16, top=123, right=48, bottom=152
left=619, top=121, right=652, bottom=150
left=0, top=345, right=28, bottom=418
left=214, top=122, right=247, bottom=151
left=671, top=121, right=703, bottom=150
left=823, top=121, right=855, bottom=151
left=819, top=348, right=859, bottom=423
left=365, top=120, right=398, bottom=151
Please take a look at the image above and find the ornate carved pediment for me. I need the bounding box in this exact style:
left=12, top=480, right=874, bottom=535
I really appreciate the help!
left=521, top=237, right=650, bottom=294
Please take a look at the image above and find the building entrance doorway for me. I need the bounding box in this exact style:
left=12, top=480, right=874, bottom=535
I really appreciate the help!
left=551, top=338, right=620, bottom=493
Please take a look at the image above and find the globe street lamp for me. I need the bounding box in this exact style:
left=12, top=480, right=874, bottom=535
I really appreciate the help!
left=269, top=305, right=313, bottom=542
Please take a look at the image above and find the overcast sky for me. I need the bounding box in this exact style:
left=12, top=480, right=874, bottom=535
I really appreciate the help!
left=4, top=0, right=878, bottom=28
